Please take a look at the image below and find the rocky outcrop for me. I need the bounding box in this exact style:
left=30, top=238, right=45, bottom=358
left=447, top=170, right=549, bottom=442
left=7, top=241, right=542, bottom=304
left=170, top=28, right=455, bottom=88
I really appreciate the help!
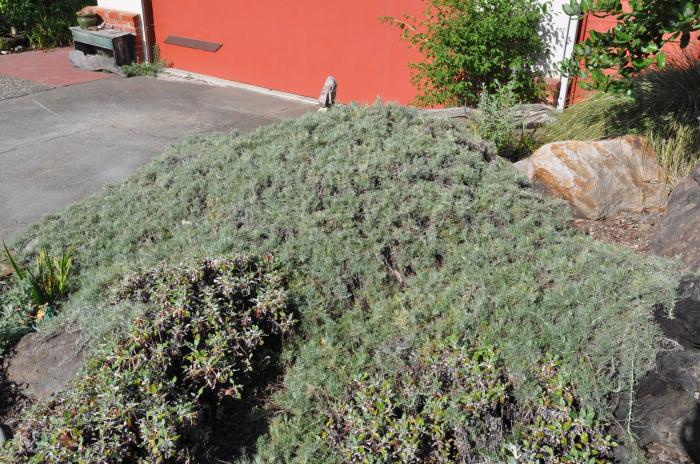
left=514, top=136, right=671, bottom=219
left=631, top=276, right=700, bottom=464
left=4, top=328, right=86, bottom=401
left=651, top=164, right=700, bottom=271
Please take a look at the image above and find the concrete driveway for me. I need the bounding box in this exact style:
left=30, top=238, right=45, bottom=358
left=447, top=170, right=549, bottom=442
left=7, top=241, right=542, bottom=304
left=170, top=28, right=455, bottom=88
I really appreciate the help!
left=0, top=76, right=313, bottom=241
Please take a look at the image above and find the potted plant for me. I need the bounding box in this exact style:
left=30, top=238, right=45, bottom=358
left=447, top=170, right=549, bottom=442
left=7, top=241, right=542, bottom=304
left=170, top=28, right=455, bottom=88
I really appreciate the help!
left=76, top=9, right=99, bottom=30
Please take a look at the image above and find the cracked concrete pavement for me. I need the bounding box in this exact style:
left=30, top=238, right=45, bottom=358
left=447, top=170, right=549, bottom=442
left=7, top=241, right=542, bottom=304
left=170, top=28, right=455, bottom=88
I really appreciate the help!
left=0, top=76, right=313, bottom=241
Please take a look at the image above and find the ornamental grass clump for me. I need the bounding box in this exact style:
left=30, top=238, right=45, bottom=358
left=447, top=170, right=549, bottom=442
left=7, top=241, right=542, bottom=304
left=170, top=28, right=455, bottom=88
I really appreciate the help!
left=9, top=104, right=680, bottom=461
left=2, top=255, right=293, bottom=463
left=3, top=242, right=73, bottom=310
left=0, top=244, right=74, bottom=352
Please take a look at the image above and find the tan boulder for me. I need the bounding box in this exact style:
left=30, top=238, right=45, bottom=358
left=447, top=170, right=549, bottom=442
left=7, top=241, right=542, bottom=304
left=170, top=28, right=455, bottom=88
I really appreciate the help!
left=514, top=136, right=670, bottom=219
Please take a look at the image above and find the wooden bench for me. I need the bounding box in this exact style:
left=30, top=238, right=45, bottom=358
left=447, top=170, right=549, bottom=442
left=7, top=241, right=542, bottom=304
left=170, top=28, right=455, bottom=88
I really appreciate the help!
left=70, top=27, right=135, bottom=66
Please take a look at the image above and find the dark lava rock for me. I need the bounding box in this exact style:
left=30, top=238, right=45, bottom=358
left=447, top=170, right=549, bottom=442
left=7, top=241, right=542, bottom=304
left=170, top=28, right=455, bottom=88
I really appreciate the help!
left=651, top=164, right=700, bottom=271
left=680, top=274, right=700, bottom=302
left=632, top=276, right=700, bottom=463
left=4, top=328, right=85, bottom=401
left=655, top=276, right=700, bottom=351
left=632, top=350, right=700, bottom=463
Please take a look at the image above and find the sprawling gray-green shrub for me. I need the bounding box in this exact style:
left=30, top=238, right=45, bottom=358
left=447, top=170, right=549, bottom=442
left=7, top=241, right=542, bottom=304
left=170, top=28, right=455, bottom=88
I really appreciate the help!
left=10, top=104, right=679, bottom=461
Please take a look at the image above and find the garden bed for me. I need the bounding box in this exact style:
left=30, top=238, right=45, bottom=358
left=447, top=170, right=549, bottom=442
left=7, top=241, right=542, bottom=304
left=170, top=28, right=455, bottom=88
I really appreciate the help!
left=0, top=104, right=681, bottom=462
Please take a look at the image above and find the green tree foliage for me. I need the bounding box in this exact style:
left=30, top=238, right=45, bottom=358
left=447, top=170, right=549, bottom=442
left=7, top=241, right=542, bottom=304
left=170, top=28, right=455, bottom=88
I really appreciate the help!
left=561, top=0, right=700, bottom=92
left=0, top=0, right=95, bottom=48
left=382, top=0, right=549, bottom=107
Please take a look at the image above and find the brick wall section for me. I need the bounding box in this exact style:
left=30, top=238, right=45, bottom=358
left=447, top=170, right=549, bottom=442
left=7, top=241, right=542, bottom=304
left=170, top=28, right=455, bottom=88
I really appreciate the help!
left=82, top=7, right=144, bottom=62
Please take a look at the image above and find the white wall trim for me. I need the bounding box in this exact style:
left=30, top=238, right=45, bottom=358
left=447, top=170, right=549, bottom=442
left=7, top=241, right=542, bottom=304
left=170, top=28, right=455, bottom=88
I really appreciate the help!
left=556, top=14, right=580, bottom=109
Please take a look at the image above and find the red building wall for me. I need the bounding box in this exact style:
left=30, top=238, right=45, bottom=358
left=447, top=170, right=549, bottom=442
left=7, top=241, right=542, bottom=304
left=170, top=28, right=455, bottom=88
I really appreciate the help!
left=151, top=0, right=425, bottom=104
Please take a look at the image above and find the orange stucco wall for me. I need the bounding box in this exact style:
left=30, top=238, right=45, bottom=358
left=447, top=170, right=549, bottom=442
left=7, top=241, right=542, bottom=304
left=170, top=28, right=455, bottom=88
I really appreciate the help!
left=151, top=1, right=425, bottom=104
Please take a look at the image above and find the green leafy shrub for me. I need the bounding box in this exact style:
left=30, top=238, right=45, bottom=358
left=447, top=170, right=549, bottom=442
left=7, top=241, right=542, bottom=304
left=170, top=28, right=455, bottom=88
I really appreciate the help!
left=0, top=13, right=8, bottom=36
left=382, top=0, right=548, bottom=107
left=504, top=356, right=617, bottom=463
left=2, top=255, right=294, bottom=463
left=325, top=343, right=616, bottom=464
left=539, top=56, right=700, bottom=184
left=324, top=342, right=512, bottom=463
left=13, top=105, right=679, bottom=461
left=560, top=0, right=700, bottom=92
left=0, top=0, right=95, bottom=48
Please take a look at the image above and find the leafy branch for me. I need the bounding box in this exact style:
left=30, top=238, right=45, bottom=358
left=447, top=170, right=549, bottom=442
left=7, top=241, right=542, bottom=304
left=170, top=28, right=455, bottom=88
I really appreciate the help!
left=560, top=0, right=700, bottom=92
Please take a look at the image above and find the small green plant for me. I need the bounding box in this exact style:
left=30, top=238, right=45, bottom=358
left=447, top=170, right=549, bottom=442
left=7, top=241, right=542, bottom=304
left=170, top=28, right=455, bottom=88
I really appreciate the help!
left=382, top=0, right=548, bottom=106
left=472, top=81, right=535, bottom=160
left=3, top=242, right=73, bottom=310
left=0, top=279, right=33, bottom=354
left=75, top=7, right=94, bottom=17
left=3, top=255, right=294, bottom=463
left=122, top=45, right=167, bottom=77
